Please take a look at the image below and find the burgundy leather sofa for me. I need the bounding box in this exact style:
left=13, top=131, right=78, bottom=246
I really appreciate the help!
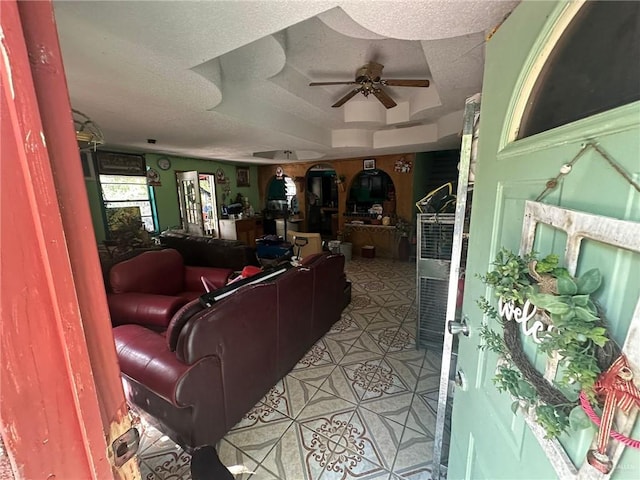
left=107, top=248, right=233, bottom=329
left=159, top=230, right=259, bottom=270
left=112, top=253, right=347, bottom=451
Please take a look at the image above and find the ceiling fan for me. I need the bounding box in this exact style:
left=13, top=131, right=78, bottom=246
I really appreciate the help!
left=309, top=61, right=429, bottom=109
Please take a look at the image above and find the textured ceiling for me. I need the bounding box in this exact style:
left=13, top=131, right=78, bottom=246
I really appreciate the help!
left=53, top=1, right=519, bottom=164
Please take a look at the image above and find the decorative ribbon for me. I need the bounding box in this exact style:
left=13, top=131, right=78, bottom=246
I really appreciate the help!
left=579, top=392, right=640, bottom=448
left=585, top=355, right=640, bottom=474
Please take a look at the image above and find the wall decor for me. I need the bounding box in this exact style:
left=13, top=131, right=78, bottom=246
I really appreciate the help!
left=215, top=168, right=226, bottom=184
left=394, top=157, right=412, bottom=173
left=96, top=151, right=146, bottom=176
left=147, top=167, right=161, bottom=187
left=236, top=166, right=250, bottom=187
left=477, top=201, right=640, bottom=479
left=363, top=158, right=376, bottom=170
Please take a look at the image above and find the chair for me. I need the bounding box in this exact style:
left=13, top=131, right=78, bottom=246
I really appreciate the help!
left=106, top=248, right=233, bottom=328
left=286, top=231, right=323, bottom=259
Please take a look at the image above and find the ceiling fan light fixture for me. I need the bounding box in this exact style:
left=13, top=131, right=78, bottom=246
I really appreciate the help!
left=310, top=62, right=429, bottom=109
left=355, top=66, right=370, bottom=83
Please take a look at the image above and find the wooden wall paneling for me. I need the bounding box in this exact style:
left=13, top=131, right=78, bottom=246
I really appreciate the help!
left=258, top=153, right=415, bottom=242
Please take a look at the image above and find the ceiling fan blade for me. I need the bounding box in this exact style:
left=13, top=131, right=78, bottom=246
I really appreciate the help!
left=310, top=81, right=358, bottom=86
left=372, top=87, right=397, bottom=109
left=332, top=88, right=361, bottom=108
left=381, top=79, right=430, bottom=87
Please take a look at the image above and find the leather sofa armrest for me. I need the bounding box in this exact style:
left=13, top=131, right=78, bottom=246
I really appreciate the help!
left=113, top=324, right=194, bottom=405
left=175, top=283, right=278, bottom=364
left=114, top=324, right=227, bottom=446
left=107, top=293, right=187, bottom=328
left=184, top=266, right=233, bottom=291
left=173, top=282, right=280, bottom=428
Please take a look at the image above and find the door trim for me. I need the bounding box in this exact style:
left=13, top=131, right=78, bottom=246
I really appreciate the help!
left=498, top=102, right=640, bottom=160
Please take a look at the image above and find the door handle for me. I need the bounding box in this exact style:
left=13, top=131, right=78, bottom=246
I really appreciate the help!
left=447, top=317, right=469, bottom=336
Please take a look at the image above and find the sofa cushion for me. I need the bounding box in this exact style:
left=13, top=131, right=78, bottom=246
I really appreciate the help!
left=110, top=249, right=184, bottom=295
left=184, top=265, right=233, bottom=291
left=108, top=292, right=187, bottom=329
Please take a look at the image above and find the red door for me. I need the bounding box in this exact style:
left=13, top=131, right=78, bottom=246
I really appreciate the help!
left=1, top=1, right=137, bottom=478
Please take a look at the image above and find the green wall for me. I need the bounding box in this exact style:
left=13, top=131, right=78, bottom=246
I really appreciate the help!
left=85, top=179, right=107, bottom=242
left=86, top=152, right=260, bottom=242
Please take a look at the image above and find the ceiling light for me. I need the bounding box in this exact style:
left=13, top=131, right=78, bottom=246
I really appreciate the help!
left=273, top=149, right=298, bottom=162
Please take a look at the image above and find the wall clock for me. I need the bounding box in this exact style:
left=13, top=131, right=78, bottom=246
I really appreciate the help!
left=157, top=156, right=171, bottom=170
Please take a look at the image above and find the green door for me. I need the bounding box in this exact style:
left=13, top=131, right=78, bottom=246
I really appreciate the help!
left=447, top=2, right=640, bottom=478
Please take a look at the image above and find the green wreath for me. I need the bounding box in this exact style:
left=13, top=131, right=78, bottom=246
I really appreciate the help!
left=477, top=249, right=620, bottom=438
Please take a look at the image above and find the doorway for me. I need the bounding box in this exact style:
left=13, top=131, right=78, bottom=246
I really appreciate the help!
left=306, top=164, right=338, bottom=237
left=176, top=171, right=219, bottom=236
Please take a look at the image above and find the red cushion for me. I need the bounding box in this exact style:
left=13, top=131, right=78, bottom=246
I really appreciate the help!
left=110, top=249, right=184, bottom=295
left=107, top=292, right=187, bottom=329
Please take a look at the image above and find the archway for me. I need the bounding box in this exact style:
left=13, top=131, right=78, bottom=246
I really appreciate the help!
left=264, top=174, right=297, bottom=237
left=346, top=169, right=396, bottom=221
left=306, top=164, right=338, bottom=236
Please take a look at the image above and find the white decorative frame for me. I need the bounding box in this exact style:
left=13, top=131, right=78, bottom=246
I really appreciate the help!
left=518, top=201, right=640, bottom=479
left=363, top=158, right=376, bottom=170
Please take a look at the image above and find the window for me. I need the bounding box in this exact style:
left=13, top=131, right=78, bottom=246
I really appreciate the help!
left=284, top=176, right=297, bottom=209
left=518, top=1, right=640, bottom=139
left=99, top=174, right=157, bottom=232
left=266, top=175, right=297, bottom=212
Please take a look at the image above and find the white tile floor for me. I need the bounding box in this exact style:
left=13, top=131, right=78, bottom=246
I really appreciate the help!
left=136, top=257, right=443, bottom=479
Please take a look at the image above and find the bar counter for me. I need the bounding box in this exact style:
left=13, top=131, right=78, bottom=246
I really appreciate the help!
left=343, top=222, right=400, bottom=259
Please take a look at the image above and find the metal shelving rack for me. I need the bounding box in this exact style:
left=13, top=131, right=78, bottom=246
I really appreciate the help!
left=416, top=213, right=457, bottom=347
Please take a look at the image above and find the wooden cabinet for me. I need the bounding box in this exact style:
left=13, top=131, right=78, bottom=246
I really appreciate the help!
left=236, top=217, right=263, bottom=247
left=219, top=217, right=263, bottom=247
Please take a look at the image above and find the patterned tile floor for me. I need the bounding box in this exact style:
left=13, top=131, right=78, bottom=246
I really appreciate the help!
left=137, top=257, right=443, bottom=480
